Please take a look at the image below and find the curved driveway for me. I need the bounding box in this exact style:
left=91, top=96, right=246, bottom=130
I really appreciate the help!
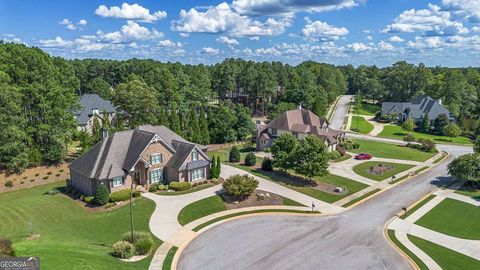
left=178, top=96, right=473, bottom=270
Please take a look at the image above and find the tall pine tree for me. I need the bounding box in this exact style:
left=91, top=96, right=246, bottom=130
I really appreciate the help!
left=199, top=108, right=210, bottom=144
left=169, top=108, right=182, bottom=136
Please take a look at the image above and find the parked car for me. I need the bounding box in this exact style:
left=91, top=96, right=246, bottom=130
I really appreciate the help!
left=355, top=153, right=372, bottom=160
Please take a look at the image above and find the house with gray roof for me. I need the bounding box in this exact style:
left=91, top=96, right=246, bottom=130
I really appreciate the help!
left=254, top=108, right=346, bottom=152
left=381, top=95, right=455, bottom=123
left=69, top=125, right=210, bottom=196
left=74, top=94, right=116, bottom=133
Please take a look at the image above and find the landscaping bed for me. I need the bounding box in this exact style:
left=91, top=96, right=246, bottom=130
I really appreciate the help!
left=350, top=139, right=437, bottom=162
left=1, top=164, right=70, bottom=193
left=454, top=182, right=480, bottom=200
left=352, top=161, right=416, bottom=181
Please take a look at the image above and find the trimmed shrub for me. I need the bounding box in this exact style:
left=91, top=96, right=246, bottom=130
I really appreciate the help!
left=46, top=171, right=52, bottom=175
left=59, top=169, right=64, bottom=172
left=0, top=239, right=15, bottom=257
left=229, top=146, right=241, bottom=163
left=110, top=189, right=131, bottom=202
left=22, top=176, right=27, bottom=180
left=148, top=184, right=159, bottom=192
left=44, top=188, right=59, bottom=195
left=35, top=173, right=40, bottom=177
left=83, top=196, right=95, bottom=204
left=339, top=138, right=359, bottom=150
left=42, top=176, right=49, bottom=180
left=261, top=157, right=273, bottom=171
left=95, top=184, right=110, bottom=205
left=55, top=173, right=61, bottom=177
left=158, top=184, right=167, bottom=191
left=132, top=190, right=141, bottom=198
left=223, top=174, right=258, bottom=198
left=121, top=231, right=153, bottom=255
left=30, top=179, right=35, bottom=182
left=112, top=241, right=135, bottom=259
left=244, top=153, right=257, bottom=166
left=326, top=151, right=342, bottom=161
left=4, top=181, right=13, bottom=188
left=169, top=182, right=191, bottom=191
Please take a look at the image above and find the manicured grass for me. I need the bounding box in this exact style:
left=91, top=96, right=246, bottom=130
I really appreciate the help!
left=387, top=230, right=428, bottom=270
left=207, top=144, right=257, bottom=163
left=401, top=195, right=436, bottom=219
left=341, top=188, right=381, bottom=207
left=455, top=188, right=480, bottom=200
left=378, top=125, right=472, bottom=145
left=433, top=151, right=448, bottom=164
left=156, top=183, right=216, bottom=196
left=409, top=234, right=480, bottom=270
left=192, top=209, right=316, bottom=232
left=228, top=163, right=368, bottom=203
left=177, top=195, right=227, bottom=225
left=357, top=101, right=381, bottom=116
left=350, top=116, right=374, bottom=134
left=283, top=197, right=306, bottom=206
left=351, top=139, right=437, bottom=162
left=415, top=198, right=480, bottom=240
left=352, top=161, right=416, bottom=181
left=332, top=154, right=351, bottom=163
left=0, top=182, right=160, bottom=270
left=162, top=246, right=178, bottom=270
left=414, top=166, right=429, bottom=173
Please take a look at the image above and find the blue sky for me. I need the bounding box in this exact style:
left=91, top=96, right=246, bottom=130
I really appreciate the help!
left=1, top=0, right=479, bottom=66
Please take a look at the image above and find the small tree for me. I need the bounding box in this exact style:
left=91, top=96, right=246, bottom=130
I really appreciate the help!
left=448, top=153, right=480, bottom=187
left=223, top=174, right=258, bottom=198
left=474, top=135, right=480, bottom=153
left=419, top=114, right=430, bottom=133
left=403, top=134, right=415, bottom=146
left=443, top=123, right=461, bottom=142
left=0, top=239, right=15, bottom=257
left=229, top=146, right=240, bottom=163
left=289, top=135, right=329, bottom=181
left=433, top=114, right=449, bottom=135
left=261, top=157, right=273, bottom=171
left=210, top=156, right=217, bottom=179
left=95, top=184, right=110, bottom=205
left=244, top=153, right=257, bottom=166
left=215, top=156, right=221, bottom=178
left=271, top=133, right=298, bottom=171
left=401, top=118, right=415, bottom=134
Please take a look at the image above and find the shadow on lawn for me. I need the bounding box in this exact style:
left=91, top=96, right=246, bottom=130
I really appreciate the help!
left=252, top=168, right=317, bottom=187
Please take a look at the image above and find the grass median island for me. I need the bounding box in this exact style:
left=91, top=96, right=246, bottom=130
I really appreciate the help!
left=351, top=139, right=436, bottom=162
left=162, top=246, right=178, bottom=270
left=350, top=116, right=374, bottom=134
left=352, top=161, right=415, bottom=181
left=342, top=188, right=381, bottom=207
left=378, top=125, right=472, bottom=145
left=401, top=195, right=436, bottom=219
left=178, top=195, right=227, bottom=225
left=358, top=101, right=381, bottom=116
left=408, top=234, right=480, bottom=270
left=0, top=182, right=159, bottom=270
left=415, top=198, right=480, bottom=240
left=387, top=230, right=428, bottom=270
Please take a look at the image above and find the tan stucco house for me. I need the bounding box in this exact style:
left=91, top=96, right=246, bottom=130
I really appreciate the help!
left=69, top=125, right=210, bottom=195
left=254, top=108, right=346, bottom=152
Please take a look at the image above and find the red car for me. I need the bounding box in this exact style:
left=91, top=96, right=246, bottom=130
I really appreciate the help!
left=355, top=153, right=372, bottom=160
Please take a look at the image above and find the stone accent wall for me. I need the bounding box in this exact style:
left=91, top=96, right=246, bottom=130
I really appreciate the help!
left=140, top=141, right=174, bottom=183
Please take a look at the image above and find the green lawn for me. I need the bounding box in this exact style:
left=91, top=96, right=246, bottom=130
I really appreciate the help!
left=177, top=195, right=227, bottom=225
left=387, top=230, right=428, bottom=270
left=352, top=161, right=415, bottom=181
left=378, top=125, right=472, bottom=145
left=357, top=101, right=381, bottom=116
left=207, top=144, right=257, bottom=163
left=351, top=139, right=437, bottom=162
left=455, top=188, right=480, bottom=200
left=409, top=235, right=480, bottom=270
left=228, top=163, right=369, bottom=203
left=350, top=116, right=374, bottom=134
left=401, top=195, right=436, bottom=219
left=156, top=183, right=216, bottom=196
left=0, top=182, right=160, bottom=270
left=341, top=189, right=381, bottom=207
left=162, top=246, right=178, bottom=270
left=415, top=198, right=480, bottom=240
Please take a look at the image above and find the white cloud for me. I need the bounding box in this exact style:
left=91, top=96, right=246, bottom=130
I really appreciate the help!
left=345, top=42, right=372, bottom=52
left=99, top=20, right=163, bottom=43
left=2, top=34, right=24, bottom=44
left=200, top=47, right=220, bottom=54
left=158, top=39, right=182, bottom=48
left=171, top=2, right=291, bottom=37
left=441, top=0, right=480, bottom=23
left=377, top=41, right=395, bottom=51
left=216, top=36, right=239, bottom=45
left=388, top=35, right=404, bottom=42
left=59, top=18, right=88, bottom=30
left=383, top=4, right=469, bottom=36
left=232, top=0, right=358, bottom=16
left=407, top=36, right=442, bottom=49
left=95, top=3, right=167, bottom=22
left=78, top=19, right=88, bottom=26
left=39, top=36, right=73, bottom=47
left=255, top=47, right=281, bottom=56
left=473, top=26, right=480, bottom=32
left=366, top=35, right=373, bottom=41
left=249, top=36, right=259, bottom=41
left=179, top=33, right=190, bottom=38
left=301, top=20, right=348, bottom=41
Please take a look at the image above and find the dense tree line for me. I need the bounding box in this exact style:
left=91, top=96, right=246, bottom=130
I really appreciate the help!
left=341, top=62, right=480, bottom=137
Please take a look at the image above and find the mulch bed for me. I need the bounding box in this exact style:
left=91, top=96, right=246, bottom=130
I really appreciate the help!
left=222, top=189, right=285, bottom=210
left=0, top=164, right=70, bottom=193
left=367, top=164, right=394, bottom=176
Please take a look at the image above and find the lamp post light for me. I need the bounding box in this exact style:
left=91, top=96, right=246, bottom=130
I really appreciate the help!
left=130, top=180, right=135, bottom=244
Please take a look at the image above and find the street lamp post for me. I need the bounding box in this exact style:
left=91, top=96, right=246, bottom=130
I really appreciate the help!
left=130, top=180, right=135, bottom=244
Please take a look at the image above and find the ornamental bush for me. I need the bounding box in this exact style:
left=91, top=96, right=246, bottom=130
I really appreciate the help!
left=223, top=174, right=258, bottom=198
left=94, top=184, right=110, bottom=205
left=326, top=151, right=342, bottom=161
left=261, top=157, right=273, bottom=171
left=244, top=153, right=256, bottom=166
left=112, top=241, right=135, bottom=259
left=148, top=183, right=159, bottom=192
left=169, top=182, right=192, bottom=191
left=121, top=231, right=153, bottom=255
left=109, top=189, right=131, bottom=202
left=4, top=180, right=13, bottom=188
left=0, top=239, right=15, bottom=257
left=229, top=146, right=240, bottom=162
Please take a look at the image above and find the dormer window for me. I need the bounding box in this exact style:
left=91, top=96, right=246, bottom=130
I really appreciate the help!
left=92, top=108, right=99, bottom=115
left=150, top=153, right=162, bottom=164
left=192, top=150, right=198, bottom=161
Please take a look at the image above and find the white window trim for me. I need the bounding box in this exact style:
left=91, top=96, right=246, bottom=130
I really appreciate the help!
left=150, top=153, right=162, bottom=165
left=150, top=168, right=163, bottom=183
left=190, top=168, right=204, bottom=181
left=191, top=151, right=198, bottom=161
left=111, top=176, right=124, bottom=187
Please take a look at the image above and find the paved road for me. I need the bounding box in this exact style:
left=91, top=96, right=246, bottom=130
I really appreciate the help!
left=329, top=95, right=353, bottom=130
left=178, top=144, right=471, bottom=270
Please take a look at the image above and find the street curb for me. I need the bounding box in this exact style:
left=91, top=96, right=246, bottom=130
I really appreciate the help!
left=327, top=95, right=342, bottom=122
left=383, top=217, right=420, bottom=270
left=171, top=210, right=323, bottom=270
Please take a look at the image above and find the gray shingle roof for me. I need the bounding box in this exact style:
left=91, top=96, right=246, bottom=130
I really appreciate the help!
left=186, top=160, right=210, bottom=170
left=70, top=125, right=208, bottom=180
left=381, top=96, right=455, bottom=121
left=74, top=94, right=116, bottom=125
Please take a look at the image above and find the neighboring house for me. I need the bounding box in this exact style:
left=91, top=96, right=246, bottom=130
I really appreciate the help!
left=69, top=125, right=210, bottom=196
left=254, top=108, right=346, bottom=151
left=74, top=94, right=116, bottom=133
left=381, top=95, right=455, bottom=123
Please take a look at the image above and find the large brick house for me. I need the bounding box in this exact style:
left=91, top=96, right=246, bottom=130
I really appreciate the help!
left=69, top=125, right=210, bottom=195
left=254, top=108, right=346, bottom=152
left=73, top=94, right=116, bottom=134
